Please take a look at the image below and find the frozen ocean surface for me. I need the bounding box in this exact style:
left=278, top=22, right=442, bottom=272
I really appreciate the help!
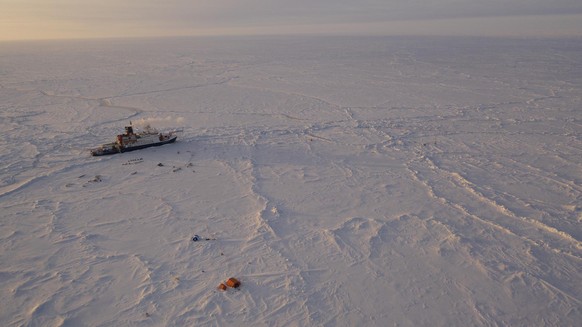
left=0, top=36, right=581, bottom=326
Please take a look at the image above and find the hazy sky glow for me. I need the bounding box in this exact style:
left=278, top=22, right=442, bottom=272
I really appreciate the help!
left=1, top=0, right=582, bottom=41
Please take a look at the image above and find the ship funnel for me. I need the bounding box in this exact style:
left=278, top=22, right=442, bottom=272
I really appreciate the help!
left=125, top=126, right=134, bottom=135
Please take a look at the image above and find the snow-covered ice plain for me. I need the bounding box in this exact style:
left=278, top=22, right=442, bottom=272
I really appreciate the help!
left=1, top=35, right=581, bottom=326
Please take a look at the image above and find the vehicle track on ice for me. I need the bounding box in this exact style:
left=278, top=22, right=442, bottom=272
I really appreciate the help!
left=406, top=150, right=581, bottom=260
left=404, top=150, right=582, bottom=308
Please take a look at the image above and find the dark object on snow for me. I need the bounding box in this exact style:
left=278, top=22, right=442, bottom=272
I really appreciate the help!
left=226, top=277, right=241, bottom=288
left=218, top=283, right=227, bottom=291
left=158, top=163, right=164, bottom=167
left=191, top=235, right=216, bottom=242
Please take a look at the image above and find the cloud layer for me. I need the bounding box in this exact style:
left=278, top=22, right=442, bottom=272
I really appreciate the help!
left=1, top=0, right=582, bottom=40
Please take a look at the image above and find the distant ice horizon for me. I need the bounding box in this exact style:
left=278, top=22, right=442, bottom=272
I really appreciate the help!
left=3, top=31, right=582, bottom=47
left=1, top=12, right=582, bottom=42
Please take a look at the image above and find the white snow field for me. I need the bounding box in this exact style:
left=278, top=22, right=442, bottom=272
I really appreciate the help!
left=1, top=36, right=581, bottom=326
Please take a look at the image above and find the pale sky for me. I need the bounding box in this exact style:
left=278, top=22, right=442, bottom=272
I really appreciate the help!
left=1, top=0, right=582, bottom=41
